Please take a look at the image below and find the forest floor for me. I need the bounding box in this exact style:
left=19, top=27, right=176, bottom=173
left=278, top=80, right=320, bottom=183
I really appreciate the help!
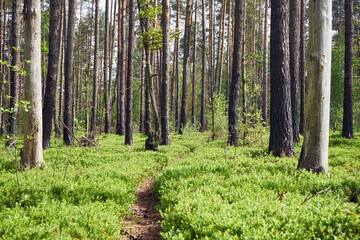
left=121, top=177, right=162, bottom=240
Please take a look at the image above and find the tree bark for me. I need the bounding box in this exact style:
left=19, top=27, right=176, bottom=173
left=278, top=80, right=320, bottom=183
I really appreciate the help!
left=63, top=0, right=76, bottom=146
left=342, top=0, right=354, bottom=139
left=298, top=0, right=332, bottom=174
left=290, top=0, right=300, bottom=143
left=191, top=0, right=198, bottom=126
left=21, top=0, right=45, bottom=169
left=7, top=0, right=21, bottom=147
left=103, top=0, right=111, bottom=133
left=268, top=0, right=295, bottom=157
left=139, top=49, right=145, bottom=133
left=299, top=0, right=305, bottom=135
left=116, top=0, right=126, bottom=135
left=174, top=0, right=180, bottom=129
left=228, top=0, right=244, bottom=147
left=200, top=0, right=206, bottom=132
left=261, top=0, right=269, bottom=124
left=125, top=0, right=135, bottom=145
left=160, top=0, right=170, bottom=145
left=91, top=0, right=100, bottom=137
left=43, top=0, right=61, bottom=149
left=179, top=0, right=192, bottom=134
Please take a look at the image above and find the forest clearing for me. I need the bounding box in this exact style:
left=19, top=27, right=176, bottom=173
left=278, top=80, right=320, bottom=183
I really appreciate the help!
left=0, top=132, right=359, bottom=239
left=0, top=0, right=360, bottom=238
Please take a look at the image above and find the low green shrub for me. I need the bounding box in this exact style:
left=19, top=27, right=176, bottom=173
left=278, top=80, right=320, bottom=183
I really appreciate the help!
left=156, top=132, right=360, bottom=239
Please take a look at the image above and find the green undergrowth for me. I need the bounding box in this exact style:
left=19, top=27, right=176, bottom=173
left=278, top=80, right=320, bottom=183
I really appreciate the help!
left=0, top=133, right=194, bottom=239
left=156, top=132, right=360, bottom=239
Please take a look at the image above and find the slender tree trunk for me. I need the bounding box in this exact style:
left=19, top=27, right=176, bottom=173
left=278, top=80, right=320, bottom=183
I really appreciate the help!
left=298, top=0, right=332, bottom=174
left=103, top=0, right=111, bottom=133
left=43, top=0, right=61, bottom=149
left=226, top=0, right=232, bottom=102
left=261, top=0, right=269, bottom=124
left=117, top=0, right=126, bottom=135
left=161, top=0, right=170, bottom=144
left=139, top=49, right=145, bottom=133
left=91, top=0, right=100, bottom=137
left=63, top=0, right=76, bottom=146
left=290, top=0, right=300, bottom=143
left=216, top=0, right=227, bottom=96
left=228, top=0, right=244, bottom=147
left=342, top=0, right=354, bottom=139
left=0, top=0, right=3, bottom=136
left=125, top=0, right=135, bottom=145
left=174, top=0, right=180, bottom=129
left=21, top=0, right=45, bottom=169
left=179, top=0, right=192, bottom=134
left=7, top=0, right=21, bottom=147
left=268, top=0, right=295, bottom=157
left=200, top=0, right=206, bottom=132
left=191, top=0, right=198, bottom=126
left=85, top=0, right=94, bottom=135
left=75, top=0, right=83, bottom=121
left=299, top=0, right=305, bottom=135
left=116, top=0, right=122, bottom=134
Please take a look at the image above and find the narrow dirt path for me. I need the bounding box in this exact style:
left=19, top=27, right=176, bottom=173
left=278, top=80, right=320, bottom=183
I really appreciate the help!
left=120, top=177, right=162, bottom=240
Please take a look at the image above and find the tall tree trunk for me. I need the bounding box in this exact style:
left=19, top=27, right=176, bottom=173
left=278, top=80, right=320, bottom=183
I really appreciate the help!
left=174, top=0, right=180, bottom=129
left=179, top=0, right=192, bottom=135
left=21, top=0, right=45, bottom=169
left=298, top=0, right=332, bottom=174
left=91, top=0, right=100, bottom=137
left=191, top=0, right=198, bottom=126
left=228, top=0, right=244, bottom=147
left=161, top=0, right=170, bottom=144
left=43, top=0, right=61, bottom=149
left=0, top=0, right=3, bottom=136
left=76, top=0, right=83, bottom=121
left=103, top=0, right=111, bottom=133
left=7, top=0, right=21, bottom=147
left=117, top=0, right=126, bottom=135
left=290, top=0, right=300, bottom=143
left=226, top=0, right=232, bottom=102
left=200, top=0, right=206, bottom=132
left=216, top=0, right=227, bottom=96
left=261, top=0, right=269, bottom=124
left=342, top=0, right=354, bottom=139
left=268, top=0, right=295, bottom=157
left=125, top=0, right=135, bottom=145
left=139, top=49, right=145, bottom=133
left=299, top=0, right=305, bottom=135
left=85, top=0, right=94, bottom=135
left=63, top=0, right=76, bottom=146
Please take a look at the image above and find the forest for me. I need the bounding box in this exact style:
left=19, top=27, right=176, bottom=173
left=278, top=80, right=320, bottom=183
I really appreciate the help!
left=0, top=0, right=359, bottom=239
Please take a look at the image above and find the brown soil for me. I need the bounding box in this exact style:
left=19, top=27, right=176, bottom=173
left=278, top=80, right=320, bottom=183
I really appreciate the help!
left=120, top=177, right=163, bottom=240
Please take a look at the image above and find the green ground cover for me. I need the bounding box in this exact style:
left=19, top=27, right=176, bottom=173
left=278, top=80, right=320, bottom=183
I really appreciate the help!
left=156, top=132, right=360, bottom=239
left=1, top=132, right=359, bottom=239
left=0, top=134, right=190, bottom=239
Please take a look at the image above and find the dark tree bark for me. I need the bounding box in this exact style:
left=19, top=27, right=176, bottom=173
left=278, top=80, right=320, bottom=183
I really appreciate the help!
left=160, top=0, right=170, bottom=144
left=261, top=0, right=269, bottom=124
left=200, top=0, right=206, bottom=132
left=228, top=0, right=244, bottom=147
left=43, top=0, right=61, bottom=149
left=174, top=0, right=180, bottom=129
left=116, top=0, right=126, bottom=135
left=226, top=0, right=232, bottom=103
left=125, top=0, right=135, bottom=145
left=91, top=0, right=100, bottom=137
left=191, top=0, right=198, bottom=126
left=299, top=0, right=305, bottom=135
left=7, top=0, right=21, bottom=147
left=63, top=0, right=76, bottom=146
left=342, top=0, right=354, bottom=139
left=268, top=0, right=295, bottom=157
left=103, top=0, right=111, bottom=134
left=179, top=0, right=192, bottom=135
left=139, top=49, right=145, bottom=133
left=290, top=0, right=300, bottom=143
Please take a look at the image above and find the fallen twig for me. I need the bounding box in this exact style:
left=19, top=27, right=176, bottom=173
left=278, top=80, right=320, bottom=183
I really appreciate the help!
left=301, top=186, right=332, bottom=205
left=120, top=229, right=141, bottom=240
